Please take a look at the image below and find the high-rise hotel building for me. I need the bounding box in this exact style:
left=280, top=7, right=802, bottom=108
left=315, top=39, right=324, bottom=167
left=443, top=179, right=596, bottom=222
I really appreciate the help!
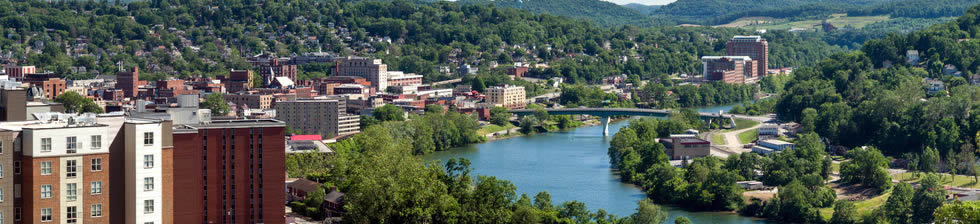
left=726, top=35, right=769, bottom=78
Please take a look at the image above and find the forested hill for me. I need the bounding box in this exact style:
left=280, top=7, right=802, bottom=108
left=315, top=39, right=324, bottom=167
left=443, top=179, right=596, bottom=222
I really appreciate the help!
left=455, top=0, right=667, bottom=26
left=772, top=4, right=980, bottom=157
left=651, top=0, right=980, bottom=25
left=621, top=3, right=661, bottom=15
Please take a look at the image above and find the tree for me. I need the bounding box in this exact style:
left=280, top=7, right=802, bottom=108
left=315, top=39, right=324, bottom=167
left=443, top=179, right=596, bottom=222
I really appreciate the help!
left=373, top=104, right=405, bottom=122
left=673, top=216, right=692, bottom=224
left=533, top=191, right=553, bottom=211
left=490, top=107, right=511, bottom=126
left=54, top=91, right=104, bottom=114
left=947, top=150, right=959, bottom=183
left=630, top=199, right=667, bottom=224
left=425, top=104, right=445, bottom=114
left=932, top=201, right=980, bottom=224
left=921, top=146, right=940, bottom=173
left=532, top=108, right=550, bottom=121
left=519, top=116, right=539, bottom=134
left=912, top=174, right=946, bottom=224
left=958, top=148, right=979, bottom=182
left=883, top=182, right=914, bottom=224
left=472, top=77, right=486, bottom=92
left=360, top=115, right=380, bottom=129
left=800, top=108, right=817, bottom=133
left=839, top=146, right=891, bottom=192
left=829, top=200, right=858, bottom=224
left=201, top=93, right=229, bottom=116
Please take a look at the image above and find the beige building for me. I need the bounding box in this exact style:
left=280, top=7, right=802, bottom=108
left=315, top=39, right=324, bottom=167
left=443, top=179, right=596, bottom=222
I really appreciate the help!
left=275, top=100, right=360, bottom=137
left=223, top=93, right=274, bottom=110
left=486, top=85, right=526, bottom=109
left=336, top=56, right=388, bottom=91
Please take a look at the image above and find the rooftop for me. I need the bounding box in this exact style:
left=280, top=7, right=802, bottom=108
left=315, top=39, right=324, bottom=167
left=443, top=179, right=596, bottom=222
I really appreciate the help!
left=701, top=56, right=753, bottom=61
left=760, top=139, right=793, bottom=145
left=174, top=119, right=284, bottom=133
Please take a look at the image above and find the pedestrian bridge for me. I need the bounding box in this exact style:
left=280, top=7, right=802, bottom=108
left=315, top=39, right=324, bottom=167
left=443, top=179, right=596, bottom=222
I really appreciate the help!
left=508, top=108, right=736, bottom=136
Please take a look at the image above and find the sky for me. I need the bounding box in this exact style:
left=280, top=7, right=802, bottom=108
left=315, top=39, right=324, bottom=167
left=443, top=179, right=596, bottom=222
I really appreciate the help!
left=603, top=0, right=676, bottom=5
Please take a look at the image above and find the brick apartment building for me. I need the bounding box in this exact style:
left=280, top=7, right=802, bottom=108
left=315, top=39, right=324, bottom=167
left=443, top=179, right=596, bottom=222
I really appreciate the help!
left=726, top=35, right=769, bottom=78
left=22, top=73, right=67, bottom=99
left=171, top=119, right=286, bottom=224
left=701, top=56, right=756, bottom=84
left=337, top=56, right=388, bottom=91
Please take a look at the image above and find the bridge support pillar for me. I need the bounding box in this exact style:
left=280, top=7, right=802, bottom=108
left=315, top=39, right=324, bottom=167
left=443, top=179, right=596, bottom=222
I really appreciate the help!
left=601, top=116, right=611, bottom=136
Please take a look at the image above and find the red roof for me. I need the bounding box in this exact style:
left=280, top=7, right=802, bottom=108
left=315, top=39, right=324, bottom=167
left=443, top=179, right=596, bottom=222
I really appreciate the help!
left=291, top=135, right=322, bottom=141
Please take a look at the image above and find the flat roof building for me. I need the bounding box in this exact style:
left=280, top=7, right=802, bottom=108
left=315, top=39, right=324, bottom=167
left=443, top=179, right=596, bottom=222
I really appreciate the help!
left=486, top=85, right=526, bottom=109
left=702, top=56, right=755, bottom=84
left=275, top=100, right=359, bottom=137
left=726, top=36, right=768, bottom=78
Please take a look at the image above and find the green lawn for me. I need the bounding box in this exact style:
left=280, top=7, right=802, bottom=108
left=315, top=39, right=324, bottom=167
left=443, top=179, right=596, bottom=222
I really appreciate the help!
left=722, top=118, right=760, bottom=132
left=819, top=192, right=891, bottom=221
left=477, top=124, right=516, bottom=136
left=740, top=14, right=890, bottom=30
left=892, top=172, right=980, bottom=188
left=737, top=129, right=758, bottom=144
left=712, top=134, right=726, bottom=145
left=831, top=162, right=841, bottom=174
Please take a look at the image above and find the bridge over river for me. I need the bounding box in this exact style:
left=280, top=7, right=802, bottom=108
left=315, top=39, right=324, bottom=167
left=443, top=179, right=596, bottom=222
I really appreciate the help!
left=509, top=108, right=736, bottom=136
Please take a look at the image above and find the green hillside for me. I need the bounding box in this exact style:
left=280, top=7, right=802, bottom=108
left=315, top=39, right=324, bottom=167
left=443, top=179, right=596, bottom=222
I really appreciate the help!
left=456, top=0, right=668, bottom=26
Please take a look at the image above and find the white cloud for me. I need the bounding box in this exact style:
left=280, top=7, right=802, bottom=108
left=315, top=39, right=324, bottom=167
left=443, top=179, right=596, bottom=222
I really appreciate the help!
left=603, top=0, right=676, bottom=5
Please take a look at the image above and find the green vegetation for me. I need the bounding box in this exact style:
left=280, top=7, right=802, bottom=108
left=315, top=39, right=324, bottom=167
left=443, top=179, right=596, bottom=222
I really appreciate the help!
left=489, top=107, right=512, bottom=126
left=653, top=0, right=980, bottom=25
left=892, top=173, right=980, bottom=189
left=559, top=84, right=633, bottom=108
left=711, top=134, right=726, bottom=145
left=726, top=119, right=760, bottom=132
left=457, top=0, right=668, bottom=27
left=637, top=81, right=758, bottom=109
left=477, top=124, right=516, bottom=136
left=54, top=91, right=104, bottom=114
left=200, top=93, right=229, bottom=116
left=818, top=192, right=890, bottom=221
left=736, top=129, right=757, bottom=144
left=740, top=14, right=890, bottom=30
left=933, top=201, right=980, bottom=224
left=839, top=146, right=892, bottom=192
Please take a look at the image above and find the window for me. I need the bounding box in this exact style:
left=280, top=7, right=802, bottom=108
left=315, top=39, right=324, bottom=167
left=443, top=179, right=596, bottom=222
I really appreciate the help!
left=13, top=208, right=19, bottom=221
left=91, top=204, right=102, bottom=217
left=40, top=138, right=51, bottom=152
left=66, top=136, right=77, bottom=153
left=66, top=160, right=77, bottom=178
left=66, top=183, right=77, bottom=201
left=144, top=200, right=154, bottom=214
left=144, top=155, right=153, bottom=169
left=91, top=158, right=101, bottom=171
left=66, top=206, right=76, bottom=223
left=0, top=140, right=4, bottom=154
left=144, top=177, right=154, bottom=191
left=144, top=132, right=154, bottom=145
left=40, top=185, right=51, bottom=199
left=90, top=135, right=101, bottom=149
left=40, top=208, right=51, bottom=222
left=12, top=161, right=19, bottom=175
left=40, top=162, right=51, bottom=175
left=0, top=187, right=4, bottom=202
left=145, top=222, right=153, bottom=224
left=90, top=181, right=101, bottom=195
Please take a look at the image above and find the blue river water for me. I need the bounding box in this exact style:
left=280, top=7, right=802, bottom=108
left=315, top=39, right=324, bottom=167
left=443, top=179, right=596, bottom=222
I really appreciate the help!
left=423, top=103, right=766, bottom=223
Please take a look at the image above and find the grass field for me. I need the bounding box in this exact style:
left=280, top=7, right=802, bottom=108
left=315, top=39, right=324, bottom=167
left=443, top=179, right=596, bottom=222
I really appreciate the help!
left=724, top=14, right=890, bottom=30
left=831, top=162, right=841, bottom=174
left=712, top=134, right=726, bottom=145
left=892, top=172, right=980, bottom=188
left=477, top=123, right=516, bottom=136
left=819, top=192, right=890, bottom=221
left=737, top=129, right=758, bottom=144
left=724, top=118, right=760, bottom=132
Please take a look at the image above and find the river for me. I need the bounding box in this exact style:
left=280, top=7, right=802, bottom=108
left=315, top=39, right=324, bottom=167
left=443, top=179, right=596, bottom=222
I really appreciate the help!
left=423, top=103, right=765, bottom=223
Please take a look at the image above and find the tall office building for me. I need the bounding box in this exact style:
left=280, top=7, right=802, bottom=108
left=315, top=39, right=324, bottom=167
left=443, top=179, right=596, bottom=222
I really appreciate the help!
left=336, top=56, right=388, bottom=91
left=171, top=119, right=286, bottom=224
left=726, top=36, right=768, bottom=78
left=117, top=67, right=140, bottom=98
left=275, top=100, right=360, bottom=137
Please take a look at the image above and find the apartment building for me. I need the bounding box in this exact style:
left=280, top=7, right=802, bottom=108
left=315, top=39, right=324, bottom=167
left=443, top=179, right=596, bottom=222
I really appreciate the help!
left=224, top=93, right=274, bottom=110
left=726, top=36, right=769, bottom=78
left=485, top=85, right=526, bottom=109
left=171, top=119, right=286, bottom=224
left=275, top=100, right=359, bottom=137
left=117, top=67, right=140, bottom=98
left=0, top=117, right=113, bottom=224
left=337, top=56, right=388, bottom=91
left=386, top=71, right=423, bottom=87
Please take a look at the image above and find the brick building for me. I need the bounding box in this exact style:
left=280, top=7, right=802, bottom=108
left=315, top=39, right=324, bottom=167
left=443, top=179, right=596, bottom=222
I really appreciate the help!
left=4, top=65, right=36, bottom=79
left=117, top=67, right=140, bottom=98
left=171, top=119, right=286, bottom=224
left=223, top=93, right=274, bottom=110
left=726, top=36, right=768, bottom=78
left=701, top=56, right=756, bottom=84
left=336, top=56, right=388, bottom=91
left=23, top=73, right=67, bottom=99
left=485, top=85, right=526, bottom=109
left=659, top=134, right=711, bottom=160
left=275, top=100, right=359, bottom=137
left=224, top=70, right=255, bottom=93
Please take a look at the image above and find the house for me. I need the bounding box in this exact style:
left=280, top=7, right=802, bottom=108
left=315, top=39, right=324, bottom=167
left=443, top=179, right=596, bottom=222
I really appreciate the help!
left=758, top=124, right=780, bottom=140
left=926, top=78, right=946, bottom=95
left=287, top=178, right=323, bottom=202
left=906, top=50, right=920, bottom=64
left=323, top=188, right=346, bottom=218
